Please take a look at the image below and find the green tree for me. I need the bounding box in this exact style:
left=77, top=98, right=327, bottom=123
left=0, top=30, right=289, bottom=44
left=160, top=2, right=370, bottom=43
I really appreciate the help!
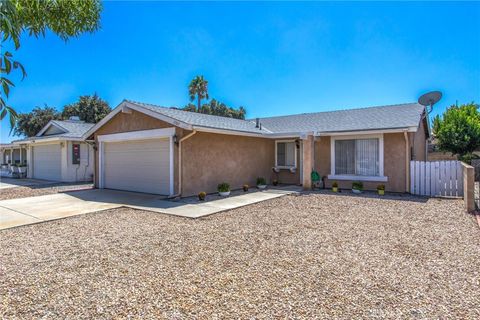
left=434, top=102, right=480, bottom=161
left=188, top=75, right=209, bottom=112
left=0, top=0, right=102, bottom=130
left=61, top=94, right=111, bottom=123
left=13, top=105, right=60, bottom=137
left=182, top=98, right=246, bottom=119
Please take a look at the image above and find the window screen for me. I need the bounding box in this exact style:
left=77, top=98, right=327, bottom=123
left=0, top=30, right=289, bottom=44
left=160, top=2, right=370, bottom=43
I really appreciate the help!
left=335, top=138, right=379, bottom=176
left=276, top=142, right=296, bottom=167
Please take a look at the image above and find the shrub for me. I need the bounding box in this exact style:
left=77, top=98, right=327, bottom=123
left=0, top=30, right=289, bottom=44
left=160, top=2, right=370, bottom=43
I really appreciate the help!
left=243, top=184, right=249, bottom=192
left=198, top=192, right=206, bottom=201
left=352, top=181, right=363, bottom=191
left=256, top=177, right=266, bottom=186
left=332, top=181, right=338, bottom=188
left=217, top=182, right=230, bottom=192
left=377, top=184, right=385, bottom=191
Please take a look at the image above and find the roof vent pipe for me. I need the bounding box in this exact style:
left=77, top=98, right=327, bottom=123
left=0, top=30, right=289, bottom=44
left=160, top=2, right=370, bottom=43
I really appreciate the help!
left=255, top=118, right=259, bottom=128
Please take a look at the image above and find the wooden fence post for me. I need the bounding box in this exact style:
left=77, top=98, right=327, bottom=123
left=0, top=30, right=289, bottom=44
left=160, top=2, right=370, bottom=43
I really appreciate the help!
left=461, top=162, right=475, bottom=212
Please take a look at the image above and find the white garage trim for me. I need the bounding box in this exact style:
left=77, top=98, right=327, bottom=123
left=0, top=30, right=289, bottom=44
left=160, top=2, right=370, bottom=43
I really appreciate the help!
left=97, top=127, right=175, bottom=142
left=97, top=128, right=175, bottom=195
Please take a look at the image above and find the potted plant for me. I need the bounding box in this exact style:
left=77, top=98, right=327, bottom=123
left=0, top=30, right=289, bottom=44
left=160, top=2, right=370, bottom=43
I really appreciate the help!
left=332, top=181, right=339, bottom=192
left=243, top=184, right=249, bottom=192
left=352, top=181, right=363, bottom=194
left=272, top=179, right=278, bottom=186
left=377, top=184, right=385, bottom=196
left=256, top=177, right=267, bottom=189
left=217, top=182, right=231, bottom=196
left=198, top=191, right=206, bottom=201
left=17, top=163, right=27, bottom=174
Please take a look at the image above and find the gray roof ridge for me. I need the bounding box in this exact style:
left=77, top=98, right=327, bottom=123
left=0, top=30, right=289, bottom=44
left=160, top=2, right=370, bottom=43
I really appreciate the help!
left=252, top=102, right=421, bottom=121
left=125, top=99, right=263, bottom=126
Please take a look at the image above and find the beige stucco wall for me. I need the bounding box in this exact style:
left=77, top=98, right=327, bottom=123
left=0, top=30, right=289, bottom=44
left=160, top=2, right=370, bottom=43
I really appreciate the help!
left=313, top=133, right=408, bottom=192
left=92, top=110, right=184, bottom=194
left=181, top=132, right=277, bottom=196
left=412, top=119, right=428, bottom=161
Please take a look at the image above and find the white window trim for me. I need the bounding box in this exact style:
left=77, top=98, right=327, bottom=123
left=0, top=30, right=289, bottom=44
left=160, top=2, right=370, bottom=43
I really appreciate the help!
left=275, top=140, right=297, bottom=169
left=328, top=134, right=388, bottom=182
left=97, top=127, right=175, bottom=196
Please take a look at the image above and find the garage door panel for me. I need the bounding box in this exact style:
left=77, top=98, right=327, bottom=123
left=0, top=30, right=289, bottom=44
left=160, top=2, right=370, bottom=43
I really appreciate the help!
left=103, top=138, right=170, bottom=195
left=33, top=144, right=61, bottom=181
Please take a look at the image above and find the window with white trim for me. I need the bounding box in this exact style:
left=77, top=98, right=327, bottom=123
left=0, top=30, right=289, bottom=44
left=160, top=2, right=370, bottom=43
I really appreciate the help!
left=334, top=138, right=380, bottom=176
left=276, top=141, right=296, bottom=168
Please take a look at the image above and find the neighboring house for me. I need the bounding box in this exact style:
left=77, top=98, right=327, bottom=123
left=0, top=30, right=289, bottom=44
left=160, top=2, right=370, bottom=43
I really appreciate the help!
left=0, top=143, right=27, bottom=165
left=84, top=100, right=429, bottom=197
left=11, top=118, right=95, bottom=182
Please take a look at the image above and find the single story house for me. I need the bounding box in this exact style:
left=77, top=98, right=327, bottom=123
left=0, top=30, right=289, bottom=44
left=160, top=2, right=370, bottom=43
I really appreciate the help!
left=11, top=118, right=95, bottom=182
left=1, top=143, right=27, bottom=165
left=84, top=100, right=428, bottom=197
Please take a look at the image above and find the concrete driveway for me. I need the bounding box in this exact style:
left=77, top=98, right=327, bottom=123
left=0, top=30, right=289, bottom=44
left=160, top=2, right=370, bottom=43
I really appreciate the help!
left=0, top=178, right=58, bottom=189
left=0, top=187, right=299, bottom=230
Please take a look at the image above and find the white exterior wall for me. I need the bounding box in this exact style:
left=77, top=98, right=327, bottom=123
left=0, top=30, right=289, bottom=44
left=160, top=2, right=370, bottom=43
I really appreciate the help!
left=26, top=141, right=94, bottom=182
left=63, top=141, right=94, bottom=182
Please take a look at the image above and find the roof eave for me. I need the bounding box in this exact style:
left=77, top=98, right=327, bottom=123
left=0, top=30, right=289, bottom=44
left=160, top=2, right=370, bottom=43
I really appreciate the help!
left=316, top=126, right=418, bottom=136
left=83, top=100, right=194, bottom=139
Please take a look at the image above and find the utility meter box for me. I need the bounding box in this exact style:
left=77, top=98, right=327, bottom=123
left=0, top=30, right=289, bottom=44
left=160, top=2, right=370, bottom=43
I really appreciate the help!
left=72, top=144, right=81, bottom=165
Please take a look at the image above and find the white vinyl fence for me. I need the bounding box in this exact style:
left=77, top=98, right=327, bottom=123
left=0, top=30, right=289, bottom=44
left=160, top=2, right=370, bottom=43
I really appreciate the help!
left=410, top=160, right=463, bottom=197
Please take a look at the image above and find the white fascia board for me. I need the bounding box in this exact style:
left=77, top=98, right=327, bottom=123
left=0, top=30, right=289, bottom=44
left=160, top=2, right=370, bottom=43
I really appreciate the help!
left=318, top=127, right=416, bottom=136
left=83, top=101, right=193, bottom=139
left=124, top=102, right=193, bottom=130
left=192, top=126, right=268, bottom=138
left=97, top=127, right=176, bottom=142
left=13, top=137, right=80, bottom=144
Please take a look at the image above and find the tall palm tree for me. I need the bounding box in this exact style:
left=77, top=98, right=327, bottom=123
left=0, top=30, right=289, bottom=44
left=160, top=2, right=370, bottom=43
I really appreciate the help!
left=188, top=75, right=209, bottom=112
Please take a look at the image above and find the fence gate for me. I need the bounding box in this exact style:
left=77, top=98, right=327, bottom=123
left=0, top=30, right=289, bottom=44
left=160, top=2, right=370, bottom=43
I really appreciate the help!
left=410, top=160, right=463, bottom=197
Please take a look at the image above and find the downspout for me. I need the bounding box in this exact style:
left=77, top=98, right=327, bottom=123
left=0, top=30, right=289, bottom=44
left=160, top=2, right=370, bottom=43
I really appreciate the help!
left=170, top=130, right=197, bottom=198
left=404, top=131, right=410, bottom=193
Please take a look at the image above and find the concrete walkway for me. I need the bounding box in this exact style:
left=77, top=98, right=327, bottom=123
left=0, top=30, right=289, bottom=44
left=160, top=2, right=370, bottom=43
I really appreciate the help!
left=0, top=187, right=300, bottom=230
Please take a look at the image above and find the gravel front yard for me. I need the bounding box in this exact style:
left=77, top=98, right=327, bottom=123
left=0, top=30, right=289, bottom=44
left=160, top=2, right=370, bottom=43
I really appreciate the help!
left=1, top=192, right=479, bottom=318
left=0, top=182, right=93, bottom=200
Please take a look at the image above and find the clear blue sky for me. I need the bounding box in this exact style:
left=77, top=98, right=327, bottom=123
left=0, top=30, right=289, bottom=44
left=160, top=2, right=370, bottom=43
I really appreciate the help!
left=1, top=1, right=479, bottom=142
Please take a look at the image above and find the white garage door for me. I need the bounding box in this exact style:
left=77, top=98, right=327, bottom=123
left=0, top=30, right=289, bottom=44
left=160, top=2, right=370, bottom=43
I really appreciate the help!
left=103, top=138, right=171, bottom=195
left=33, top=144, right=62, bottom=181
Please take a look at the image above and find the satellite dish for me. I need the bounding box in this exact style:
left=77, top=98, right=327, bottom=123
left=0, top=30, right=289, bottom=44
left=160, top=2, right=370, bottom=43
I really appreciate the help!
left=418, top=91, right=442, bottom=114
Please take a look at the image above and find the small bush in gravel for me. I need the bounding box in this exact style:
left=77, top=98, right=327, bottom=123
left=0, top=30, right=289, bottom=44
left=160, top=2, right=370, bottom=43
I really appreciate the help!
left=243, top=184, right=249, bottom=192
left=198, top=192, right=206, bottom=201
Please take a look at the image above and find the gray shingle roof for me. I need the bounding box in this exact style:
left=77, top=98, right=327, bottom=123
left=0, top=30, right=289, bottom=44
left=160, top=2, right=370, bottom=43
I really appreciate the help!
left=48, top=120, right=95, bottom=138
left=256, top=103, right=426, bottom=134
left=127, top=100, right=267, bottom=134
left=128, top=100, right=425, bottom=135
left=14, top=120, right=95, bottom=143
